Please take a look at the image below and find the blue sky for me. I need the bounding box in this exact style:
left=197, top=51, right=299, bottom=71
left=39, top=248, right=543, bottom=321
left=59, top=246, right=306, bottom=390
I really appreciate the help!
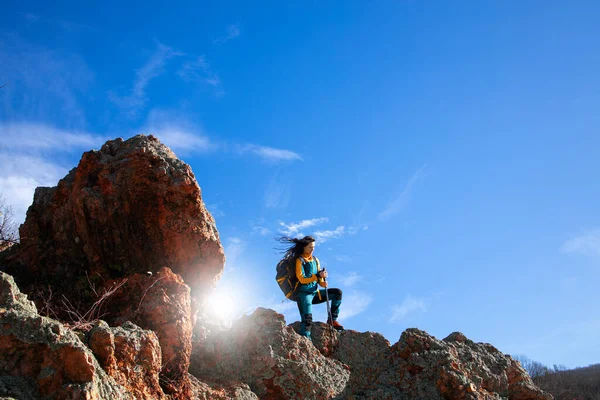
left=2, top=1, right=600, bottom=369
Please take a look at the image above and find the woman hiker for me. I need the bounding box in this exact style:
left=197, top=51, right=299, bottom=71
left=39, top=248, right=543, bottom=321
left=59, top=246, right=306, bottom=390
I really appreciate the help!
left=279, top=235, right=343, bottom=339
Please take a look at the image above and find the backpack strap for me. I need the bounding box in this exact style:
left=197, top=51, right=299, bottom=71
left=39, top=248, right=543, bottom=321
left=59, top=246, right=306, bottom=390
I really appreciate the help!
left=314, top=256, right=320, bottom=271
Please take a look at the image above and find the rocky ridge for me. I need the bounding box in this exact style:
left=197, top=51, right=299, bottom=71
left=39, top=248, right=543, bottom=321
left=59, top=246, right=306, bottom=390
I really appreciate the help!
left=0, top=135, right=552, bottom=399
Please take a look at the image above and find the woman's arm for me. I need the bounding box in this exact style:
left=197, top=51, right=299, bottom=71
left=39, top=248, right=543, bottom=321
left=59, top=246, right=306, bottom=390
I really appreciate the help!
left=295, top=258, right=319, bottom=284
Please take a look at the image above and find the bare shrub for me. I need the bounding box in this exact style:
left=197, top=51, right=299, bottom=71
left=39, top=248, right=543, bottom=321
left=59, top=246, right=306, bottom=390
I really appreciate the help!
left=0, top=194, right=19, bottom=250
left=60, top=278, right=128, bottom=331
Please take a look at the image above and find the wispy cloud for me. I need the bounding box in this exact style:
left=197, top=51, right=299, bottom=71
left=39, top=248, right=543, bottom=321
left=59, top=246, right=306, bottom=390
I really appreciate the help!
left=17, top=12, right=102, bottom=33
left=279, top=217, right=329, bottom=237
left=338, top=290, right=373, bottom=320
left=57, top=19, right=104, bottom=33
left=339, top=271, right=361, bottom=287
left=0, top=122, right=107, bottom=225
left=561, top=230, right=600, bottom=256
left=0, top=155, right=68, bottom=225
left=206, top=203, right=225, bottom=218
left=224, top=237, right=245, bottom=271
left=348, top=225, right=369, bottom=235
left=143, top=109, right=214, bottom=154
left=143, top=110, right=303, bottom=161
left=150, top=128, right=212, bottom=153
left=109, top=42, right=184, bottom=117
left=263, top=297, right=298, bottom=323
left=314, top=226, right=345, bottom=242
left=0, top=35, right=94, bottom=126
left=213, top=24, right=241, bottom=45
left=250, top=218, right=272, bottom=236
left=252, top=226, right=272, bottom=236
left=236, top=144, right=303, bottom=162
left=379, top=165, right=428, bottom=221
left=264, top=176, right=291, bottom=209
left=19, top=12, right=40, bottom=23
left=390, top=295, right=427, bottom=322
left=335, top=255, right=352, bottom=263
left=0, top=122, right=104, bottom=151
left=177, top=55, right=221, bottom=89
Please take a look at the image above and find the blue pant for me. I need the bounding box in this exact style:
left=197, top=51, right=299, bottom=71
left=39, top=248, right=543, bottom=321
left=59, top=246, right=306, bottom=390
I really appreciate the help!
left=296, top=288, right=342, bottom=338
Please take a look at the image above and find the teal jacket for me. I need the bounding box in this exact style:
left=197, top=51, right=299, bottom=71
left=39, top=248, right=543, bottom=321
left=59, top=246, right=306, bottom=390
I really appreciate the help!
left=295, top=256, right=322, bottom=293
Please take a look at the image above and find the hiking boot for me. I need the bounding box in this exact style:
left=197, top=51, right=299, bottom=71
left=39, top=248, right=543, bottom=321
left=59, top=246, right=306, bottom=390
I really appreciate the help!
left=327, top=319, right=344, bottom=331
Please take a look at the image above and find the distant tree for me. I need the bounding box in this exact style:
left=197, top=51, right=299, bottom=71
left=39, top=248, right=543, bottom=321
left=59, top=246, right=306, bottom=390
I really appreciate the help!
left=553, top=364, right=568, bottom=372
left=535, top=364, right=600, bottom=400
left=0, top=194, right=19, bottom=250
left=514, top=355, right=551, bottom=379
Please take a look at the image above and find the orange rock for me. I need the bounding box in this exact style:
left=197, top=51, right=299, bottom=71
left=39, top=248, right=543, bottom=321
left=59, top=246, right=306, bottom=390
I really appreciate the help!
left=109, top=267, right=193, bottom=399
left=6, top=134, right=224, bottom=314
left=88, top=320, right=166, bottom=399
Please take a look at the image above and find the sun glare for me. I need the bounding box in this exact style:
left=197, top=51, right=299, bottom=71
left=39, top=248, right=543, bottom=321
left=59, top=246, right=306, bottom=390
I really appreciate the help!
left=204, top=290, right=238, bottom=325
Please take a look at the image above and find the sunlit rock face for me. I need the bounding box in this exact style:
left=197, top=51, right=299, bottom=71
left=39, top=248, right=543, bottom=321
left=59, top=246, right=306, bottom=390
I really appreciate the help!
left=190, top=308, right=351, bottom=400
left=191, top=309, right=552, bottom=400
left=289, top=323, right=554, bottom=400
left=6, top=134, right=224, bottom=303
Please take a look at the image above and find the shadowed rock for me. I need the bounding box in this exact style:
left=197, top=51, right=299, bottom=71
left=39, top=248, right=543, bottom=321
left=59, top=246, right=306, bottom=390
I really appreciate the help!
left=191, top=308, right=351, bottom=399
left=5, top=134, right=224, bottom=303
left=0, top=272, right=129, bottom=399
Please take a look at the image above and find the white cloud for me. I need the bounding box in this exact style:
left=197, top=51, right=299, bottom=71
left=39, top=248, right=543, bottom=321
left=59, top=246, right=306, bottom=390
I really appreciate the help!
left=143, top=109, right=214, bottom=154
left=335, top=255, right=352, bottom=263
left=268, top=300, right=297, bottom=317
left=0, top=155, right=68, bottom=225
left=109, top=42, right=184, bottom=117
left=264, top=178, right=291, bottom=209
left=177, top=55, right=221, bottom=89
left=224, top=237, right=244, bottom=271
left=144, top=110, right=302, bottom=162
left=0, top=122, right=104, bottom=152
left=0, top=122, right=107, bottom=225
left=206, top=203, right=225, bottom=218
left=250, top=218, right=272, bottom=236
left=379, top=165, right=428, bottom=221
left=252, top=226, right=272, bottom=236
left=561, top=230, right=600, bottom=256
left=19, top=13, right=40, bottom=23
left=339, top=271, right=361, bottom=287
left=0, top=35, right=94, bottom=126
left=152, top=129, right=212, bottom=153
left=237, top=144, right=303, bottom=162
left=279, top=217, right=328, bottom=237
left=390, top=295, right=427, bottom=322
left=314, top=226, right=345, bottom=243
left=213, top=24, right=241, bottom=45
left=348, top=225, right=369, bottom=235
left=338, top=290, right=373, bottom=321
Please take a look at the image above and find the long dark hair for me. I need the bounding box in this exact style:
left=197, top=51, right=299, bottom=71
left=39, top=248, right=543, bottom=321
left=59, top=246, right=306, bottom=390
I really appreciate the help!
left=277, top=236, right=315, bottom=260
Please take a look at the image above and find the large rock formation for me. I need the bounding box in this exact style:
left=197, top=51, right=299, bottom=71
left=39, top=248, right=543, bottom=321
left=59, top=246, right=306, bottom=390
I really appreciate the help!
left=4, top=134, right=224, bottom=301
left=0, top=135, right=224, bottom=399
